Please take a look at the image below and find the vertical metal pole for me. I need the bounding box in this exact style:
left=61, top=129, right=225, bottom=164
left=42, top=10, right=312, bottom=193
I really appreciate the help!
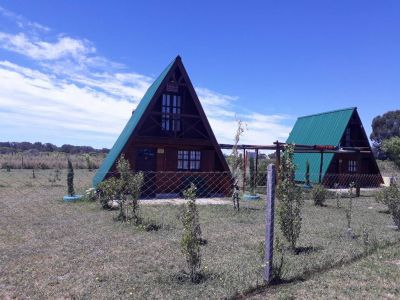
left=264, top=164, right=276, bottom=284
left=319, top=151, right=324, bottom=184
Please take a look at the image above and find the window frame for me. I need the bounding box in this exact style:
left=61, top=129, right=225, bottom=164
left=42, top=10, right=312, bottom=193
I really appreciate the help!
left=177, top=150, right=201, bottom=171
left=161, top=93, right=181, bottom=132
left=348, top=160, right=357, bottom=173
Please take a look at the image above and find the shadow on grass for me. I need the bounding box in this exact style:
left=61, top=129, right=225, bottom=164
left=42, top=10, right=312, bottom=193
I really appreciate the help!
left=378, top=209, right=391, bottom=214
left=171, top=270, right=212, bottom=285
left=234, top=238, right=400, bottom=300
left=294, top=246, right=324, bottom=255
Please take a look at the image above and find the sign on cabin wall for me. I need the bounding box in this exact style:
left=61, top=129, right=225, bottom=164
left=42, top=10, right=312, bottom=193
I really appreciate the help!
left=166, top=81, right=179, bottom=93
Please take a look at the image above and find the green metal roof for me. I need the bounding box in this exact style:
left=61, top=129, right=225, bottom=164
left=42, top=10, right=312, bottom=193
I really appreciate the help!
left=93, top=57, right=176, bottom=186
left=286, top=107, right=356, bottom=183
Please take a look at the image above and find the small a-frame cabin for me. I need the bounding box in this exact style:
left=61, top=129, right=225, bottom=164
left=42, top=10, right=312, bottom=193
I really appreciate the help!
left=93, top=56, right=231, bottom=197
left=286, top=107, right=382, bottom=187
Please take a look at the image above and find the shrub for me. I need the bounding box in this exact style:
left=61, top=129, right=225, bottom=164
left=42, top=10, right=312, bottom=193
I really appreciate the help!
left=375, top=184, right=400, bottom=230
left=97, top=177, right=120, bottom=209
left=116, top=155, right=144, bottom=224
left=311, top=184, right=327, bottom=206
left=180, top=183, right=202, bottom=283
left=96, top=155, right=144, bottom=224
left=83, top=187, right=97, bottom=201
left=277, top=144, right=303, bottom=251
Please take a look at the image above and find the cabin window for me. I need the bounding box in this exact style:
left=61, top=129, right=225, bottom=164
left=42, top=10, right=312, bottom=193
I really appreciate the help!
left=348, top=160, right=357, bottom=173
left=177, top=150, right=201, bottom=170
left=162, top=94, right=181, bottom=131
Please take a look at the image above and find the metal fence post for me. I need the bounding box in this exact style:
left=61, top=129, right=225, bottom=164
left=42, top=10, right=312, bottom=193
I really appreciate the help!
left=264, top=164, right=276, bottom=284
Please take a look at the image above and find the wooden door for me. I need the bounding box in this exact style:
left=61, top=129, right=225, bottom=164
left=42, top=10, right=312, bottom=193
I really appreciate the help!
left=135, top=148, right=156, bottom=198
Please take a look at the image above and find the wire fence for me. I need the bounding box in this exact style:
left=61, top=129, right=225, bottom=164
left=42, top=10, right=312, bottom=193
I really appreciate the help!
left=1, top=168, right=400, bottom=299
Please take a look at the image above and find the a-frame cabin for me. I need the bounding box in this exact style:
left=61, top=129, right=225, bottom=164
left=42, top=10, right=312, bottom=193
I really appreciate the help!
left=286, top=107, right=382, bottom=187
left=93, top=56, right=231, bottom=197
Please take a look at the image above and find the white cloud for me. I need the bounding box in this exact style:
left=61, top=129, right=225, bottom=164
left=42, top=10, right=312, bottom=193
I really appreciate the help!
left=0, top=32, right=94, bottom=60
left=0, top=6, right=293, bottom=148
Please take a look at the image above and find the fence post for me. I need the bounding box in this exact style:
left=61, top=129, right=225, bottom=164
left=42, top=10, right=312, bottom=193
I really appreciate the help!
left=264, top=164, right=276, bottom=284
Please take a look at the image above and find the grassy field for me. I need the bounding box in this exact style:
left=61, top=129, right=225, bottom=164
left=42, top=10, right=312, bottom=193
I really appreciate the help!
left=250, top=243, right=400, bottom=299
left=1, top=169, right=400, bottom=299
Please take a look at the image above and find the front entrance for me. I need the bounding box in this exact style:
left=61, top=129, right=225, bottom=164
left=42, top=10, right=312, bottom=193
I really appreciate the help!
left=135, top=148, right=156, bottom=198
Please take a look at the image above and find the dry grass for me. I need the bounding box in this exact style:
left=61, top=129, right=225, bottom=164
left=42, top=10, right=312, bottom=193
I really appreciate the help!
left=0, top=152, right=105, bottom=170
left=1, top=170, right=400, bottom=299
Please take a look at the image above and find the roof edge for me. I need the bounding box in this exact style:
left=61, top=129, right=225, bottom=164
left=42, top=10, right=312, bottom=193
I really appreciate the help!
left=297, top=107, right=357, bottom=119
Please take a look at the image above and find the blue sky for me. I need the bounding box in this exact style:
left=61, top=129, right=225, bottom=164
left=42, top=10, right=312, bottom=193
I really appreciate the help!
left=0, top=1, right=399, bottom=148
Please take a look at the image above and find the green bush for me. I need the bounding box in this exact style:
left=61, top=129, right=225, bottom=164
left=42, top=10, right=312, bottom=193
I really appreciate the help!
left=277, top=144, right=303, bottom=251
left=97, top=177, right=120, bottom=209
left=96, top=155, right=144, bottom=224
left=311, top=184, right=328, bottom=206
left=375, top=184, right=400, bottom=230
left=382, top=137, right=400, bottom=168
left=180, top=183, right=202, bottom=283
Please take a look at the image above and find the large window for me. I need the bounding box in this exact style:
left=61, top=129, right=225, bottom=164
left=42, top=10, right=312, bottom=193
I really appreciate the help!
left=162, top=94, right=181, bottom=131
left=178, top=150, right=201, bottom=170
left=348, top=160, right=357, bottom=173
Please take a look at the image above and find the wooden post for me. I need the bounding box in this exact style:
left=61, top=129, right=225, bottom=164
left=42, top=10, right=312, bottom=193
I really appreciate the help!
left=275, top=141, right=281, bottom=182
left=264, top=164, right=276, bottom=284
left=255, top=148, right=259, bottom=189
left=318, top=151, right=324, bottom=184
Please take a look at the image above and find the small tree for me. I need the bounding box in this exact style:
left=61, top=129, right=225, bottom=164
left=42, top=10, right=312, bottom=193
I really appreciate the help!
left=67, top=159, right=75, bottom=196
left=345, top=182, right=355, bottom=237
left=276, top=144, right=303, bottom=251
left=181, top=183, right=202, bottom=283
left=230, top=119, right=245, bottom=211
left=334, top=183, right=341, bottom=208
left=96, top=155, right=144, bottom=224
left=375, top=184, right=400, bottom=230
left=115, top=155, right=144, bottom=224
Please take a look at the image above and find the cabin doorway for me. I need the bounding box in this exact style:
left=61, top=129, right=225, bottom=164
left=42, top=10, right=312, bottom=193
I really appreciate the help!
left=135, top=148, right=156, bottom=198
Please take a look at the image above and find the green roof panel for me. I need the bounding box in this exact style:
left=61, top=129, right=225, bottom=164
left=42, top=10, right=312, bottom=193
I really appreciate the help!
left=93, top=58, right=176, bottom=186
left=286, top=107, right=356, bottom=182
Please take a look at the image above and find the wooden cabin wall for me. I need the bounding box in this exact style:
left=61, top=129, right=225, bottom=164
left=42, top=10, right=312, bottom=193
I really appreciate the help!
left=327, top=153, right=380, bottom=174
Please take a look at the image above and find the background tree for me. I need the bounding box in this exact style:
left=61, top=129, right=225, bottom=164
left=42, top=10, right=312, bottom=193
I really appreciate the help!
left=382, top=137, right=400, bottom=168
left=370, top=110, right=400, bottom=158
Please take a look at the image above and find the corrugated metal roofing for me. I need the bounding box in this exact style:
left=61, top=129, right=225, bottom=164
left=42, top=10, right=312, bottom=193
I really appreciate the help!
left=93, top=57, right=176, bottom=186
left=286, top=107, right=356, bottom=183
